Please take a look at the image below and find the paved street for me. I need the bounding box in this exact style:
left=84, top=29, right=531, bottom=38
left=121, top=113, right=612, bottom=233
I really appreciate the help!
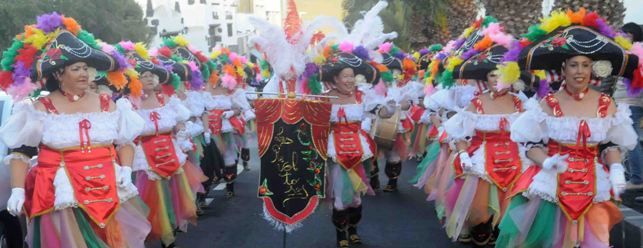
left=170, top=143, right=467, bottom=248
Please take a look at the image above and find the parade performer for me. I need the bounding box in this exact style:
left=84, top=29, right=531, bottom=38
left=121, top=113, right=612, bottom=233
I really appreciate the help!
left=370, top=43, right=419, bottom=192
left=129, top=39, right=201, bottom=247
left=438, top=21, right=535, bottom=246
left=496, top=9, right=641, bottom=247
left=202, top=48, right=247, bottom=198
left=311, top=47, right=378, bottom=248
left=0, top=12, right=151, bottom=248
left=154, top=37, right=214, bottom=211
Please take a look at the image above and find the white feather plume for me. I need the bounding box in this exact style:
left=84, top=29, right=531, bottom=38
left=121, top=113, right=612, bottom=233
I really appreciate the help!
left=248, top=16, right=305, bottom=80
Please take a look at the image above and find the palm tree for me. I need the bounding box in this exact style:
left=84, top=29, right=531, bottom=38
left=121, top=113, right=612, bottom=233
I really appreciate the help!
left=482, top=0, right=542, bottom=36
left=552, top=0, right=626, bottom=27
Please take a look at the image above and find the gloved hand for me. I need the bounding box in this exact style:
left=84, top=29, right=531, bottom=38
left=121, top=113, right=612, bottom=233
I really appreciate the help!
left=204, top=132, right=211, bottom=144
left=222, top=110, right=235, bottom=119
left=458, top=152, right=473, bottom=172
left=176, top=128, right=189, bottom=141
left=542, top=154, right=569, bottom=173
left=609, top=163, right=626, bottom=196
left=117, top=166, right=133, bottom=187
left=7, top=188, right=25, bottom=216
left=361, top=117, right=372, bottom=132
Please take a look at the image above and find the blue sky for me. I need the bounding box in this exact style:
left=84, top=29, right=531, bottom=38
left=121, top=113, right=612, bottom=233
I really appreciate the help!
left=625, top=0, right=643, bottom=24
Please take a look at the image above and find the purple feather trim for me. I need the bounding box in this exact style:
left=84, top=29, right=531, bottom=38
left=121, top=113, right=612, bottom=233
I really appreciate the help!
left=303, top=63, right=318, bottom=78
left=36, top=12, right=63, bottom=33
left=502, top=41, right=522, bottom=62
left=111, top=51, right=129, bottom=71
left=622, top=78, right=643, bottom=97
left=419, top=48, right=430, bottom=56
left=595, top=18, right=616, bottom=39
left=352, top=46, right=370, bottom=60
left=190, top=68, right=204, bottom=90
left=453, top=38, right=466, bottom=50
left=461, top=49, right=479, bottom=61
left=11, top=62, right=30, bottom=85
left=537, top=79, right=549, bottom=98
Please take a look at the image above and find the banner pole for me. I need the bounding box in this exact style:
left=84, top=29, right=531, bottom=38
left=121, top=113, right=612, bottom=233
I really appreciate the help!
left=282, top=228, right=287, bottom=248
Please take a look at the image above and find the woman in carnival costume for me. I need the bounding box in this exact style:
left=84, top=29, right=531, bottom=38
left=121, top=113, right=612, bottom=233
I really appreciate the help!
left=201, top=47, right=247, bottom=199
left=309, top=43, right=380, bottom=248
left=0, top=12, right=151, bottom=248
left=154, top=37, right=211, bottom=213
left=496, top=9, right=641, bottom=248
left=440, top=22, right=536, bottom=246
left=369, top=43, right=418, bottom=192
left=127, top=38, right=202, bottom=247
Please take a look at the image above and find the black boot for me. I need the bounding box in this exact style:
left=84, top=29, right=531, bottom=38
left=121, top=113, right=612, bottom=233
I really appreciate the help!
left=488, top=226, right=499, bottom=246
left=383, top=162, right=401, bottom=192
left=241, top=148, right=250, bottom=171
left=470, top=218, right=493, bottom=247
left=347, top=205, right=363, bottom=245
left=225, top=183, right=235, bottom=199
left=332, top=208, right=350, bottom=248
left=370, top=161, right=380, bottom=190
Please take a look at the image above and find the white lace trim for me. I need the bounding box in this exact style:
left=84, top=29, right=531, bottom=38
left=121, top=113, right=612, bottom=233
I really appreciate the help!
left=183, top=91, right=206, bottom=117
left=330, top=103, right=364, bottom=123
left=525, top=163, right=612, bottom=203
left=136, top=97, right=189, bottom=136
left=203, top=92, right=233, bottom=110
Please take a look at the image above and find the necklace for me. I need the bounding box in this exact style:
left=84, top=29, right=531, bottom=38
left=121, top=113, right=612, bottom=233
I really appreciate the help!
left=563, top=85, right=589, bottom=101
left=489, top=90, right=508, bottom=100
left=59, top=88, right=85, bottom=102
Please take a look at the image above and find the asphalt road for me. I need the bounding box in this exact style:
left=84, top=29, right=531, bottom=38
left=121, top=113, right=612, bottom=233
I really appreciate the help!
left=170, top=146, right=468, bottom=248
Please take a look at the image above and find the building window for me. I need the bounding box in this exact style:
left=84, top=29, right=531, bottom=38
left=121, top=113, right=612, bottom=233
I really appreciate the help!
left=212, top=12, right=219, bottom=19
left=188, top=0, right=195, bottom=5
left=225, top=11, right=232, bottom=20
left=200, top=0, right=206, bottom=3
left=175, top=2, right=181, bottom=12
left=227, top=23, right=233, bottom=37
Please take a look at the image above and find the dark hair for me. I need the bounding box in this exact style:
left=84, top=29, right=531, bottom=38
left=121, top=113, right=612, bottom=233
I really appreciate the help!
left=44, top=68, right=65, bottom=92
left=622, top=22, right=642, bottom=42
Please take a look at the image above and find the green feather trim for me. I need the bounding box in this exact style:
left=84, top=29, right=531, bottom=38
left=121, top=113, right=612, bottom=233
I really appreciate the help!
left=381, top=71, right=394, bottom=83
left=439, top=70, right=454, bottom=88
left=1, top=39, right=24, bottom=71
left=483, top=16, right=498, bottom=27
left=171, top=73, right=181, bottom=90
left=77, top=30, right=99, bottom=49
left=429, top=44, right=443, bottom=52
left=201, top=63, right=210, bottom=81
left=524, top=25, right=547, bottom=42
left=163, top=37, right=177, bottom=48
left=114, top=44, right=126, bottom=54
left=308, top=76, right=322, bottom=95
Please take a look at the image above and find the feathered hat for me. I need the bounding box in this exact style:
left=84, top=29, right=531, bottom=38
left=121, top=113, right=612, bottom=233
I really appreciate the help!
left=0, top=12, right=135, bottom=99
left=497, top=9, right=641, bottom=95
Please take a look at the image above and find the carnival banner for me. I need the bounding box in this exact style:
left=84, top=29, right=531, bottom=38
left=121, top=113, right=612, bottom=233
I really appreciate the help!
left=255, top=98, right=331, bottom=232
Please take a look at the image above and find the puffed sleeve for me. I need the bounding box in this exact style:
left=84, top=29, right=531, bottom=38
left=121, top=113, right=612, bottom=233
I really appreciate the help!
left=185, top=91, right=205, bottom=117
left=115, top=98, right=145, bottom=145
left=0, top=101, right=44, bottom=149
left=444, top=109, right=476, bottom=141
left=605, top=103, right=638, bottom=151
left=169, top=96, right=191, bottom=122
left=361, top=88, right=385, bottom=113
left=232, top=89, right=255, bottom=121
left=510, top=98, right=549, bottom=143
left=453, top=85, right=477, bottom=109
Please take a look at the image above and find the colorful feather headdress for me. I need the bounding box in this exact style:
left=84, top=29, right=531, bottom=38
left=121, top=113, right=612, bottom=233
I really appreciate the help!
left=497, top=8, right=641, bottom=95
left=210, top=48, right=250, bottom=91
left=158, top=35, right=216, bottom=91
left=0, top=12, right=133, bottom=100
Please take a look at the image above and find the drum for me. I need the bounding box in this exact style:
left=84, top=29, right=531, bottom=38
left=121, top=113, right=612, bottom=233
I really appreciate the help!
left=370, top=108, right=400, bottom=149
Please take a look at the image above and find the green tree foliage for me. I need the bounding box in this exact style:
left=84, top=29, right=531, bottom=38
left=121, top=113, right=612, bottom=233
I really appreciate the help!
left=0, top=0, right=150, bottom=51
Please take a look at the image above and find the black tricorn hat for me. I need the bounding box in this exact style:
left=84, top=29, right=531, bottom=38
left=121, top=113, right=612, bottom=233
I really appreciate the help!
left=33, top=31, right=118, bottom=81
left=454, top=45, right=507, bottom=81
left=381, top=53, right=402, bottom=71
left=131, top=53, right=171, bottom=85
left=320, top=52, right=380, bottom=85
left=174, top=46, right=201, bottom=68
left=519, top=26, right=639, bottom=79
left=156, top=55, right=192, bottom=82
